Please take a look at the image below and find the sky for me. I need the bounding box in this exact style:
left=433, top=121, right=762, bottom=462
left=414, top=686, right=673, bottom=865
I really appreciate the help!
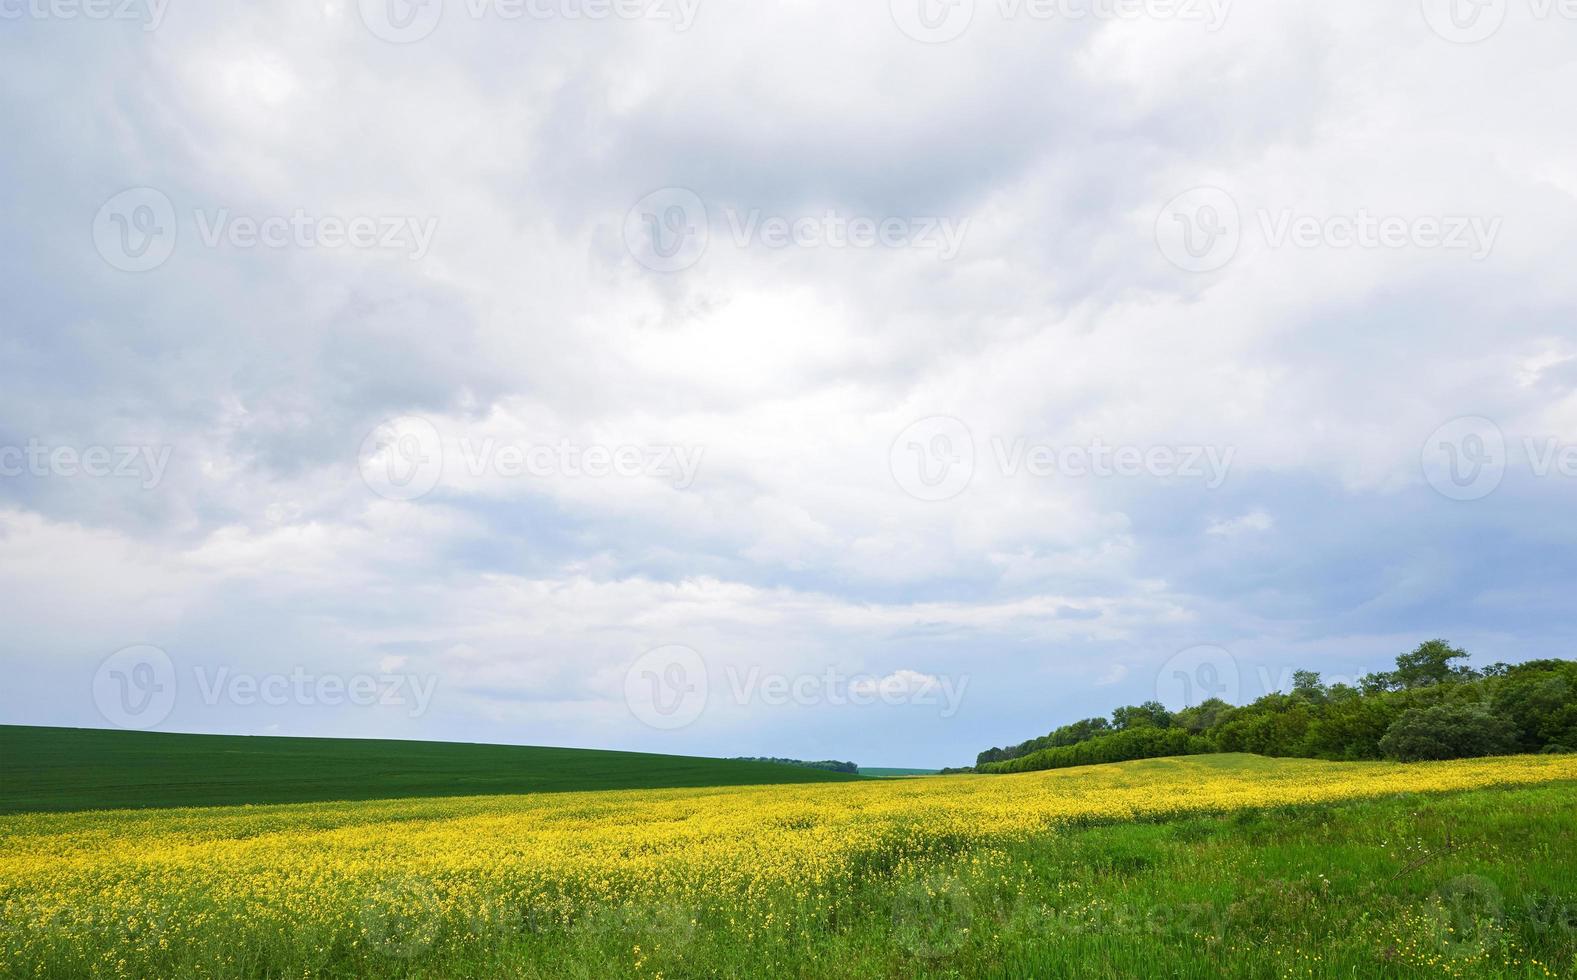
left=2, top=1, right=1576, bottom=768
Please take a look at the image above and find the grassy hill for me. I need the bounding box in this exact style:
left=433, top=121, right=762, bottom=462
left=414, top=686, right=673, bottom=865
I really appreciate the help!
left=5, top=753, right=1575, bottom=977
left=0, top=725, right=864, bottom=814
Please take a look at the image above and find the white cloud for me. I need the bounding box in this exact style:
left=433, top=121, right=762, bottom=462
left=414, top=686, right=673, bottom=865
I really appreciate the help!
left=3, top=3, right=1576, bottom=762
left=1207, top=510, right=1275, bottom=537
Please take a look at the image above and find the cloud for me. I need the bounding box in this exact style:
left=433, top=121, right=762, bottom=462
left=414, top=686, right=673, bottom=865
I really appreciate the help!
left=1207, top=510, right=1275, bottom=537
left=3, top=4, right=1577, bottom=764
left=1096, top=663, right=1131, bottom=687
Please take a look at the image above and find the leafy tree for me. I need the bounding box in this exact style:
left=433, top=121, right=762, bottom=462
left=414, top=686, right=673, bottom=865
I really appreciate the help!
left=979, top=727, right=1207, bottom=774
left=970, top=643, right=1576, bottom=775
left=1174, top=697, right=1231, bottom=733
left=1049, top=716, right=1113, bottom=746
left=1492, top=663, right=1577, bottom=750
left=1391, top=639, right=1476, bottom=689
left=1111, top=701, right=1173, bottom=731
left=1292, top=670, right=1327, bottom=702
left=1378, top=704, right=1517, bottom=762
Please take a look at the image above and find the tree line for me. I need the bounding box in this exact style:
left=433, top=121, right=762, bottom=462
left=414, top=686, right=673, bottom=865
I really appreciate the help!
left=732, top=757, right=859, bottom=774
left=964, top=641, right=1577, bottom=775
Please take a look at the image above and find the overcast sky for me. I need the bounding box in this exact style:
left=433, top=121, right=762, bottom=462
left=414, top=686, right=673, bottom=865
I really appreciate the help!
left=2, top=1, right=1575, bottom=767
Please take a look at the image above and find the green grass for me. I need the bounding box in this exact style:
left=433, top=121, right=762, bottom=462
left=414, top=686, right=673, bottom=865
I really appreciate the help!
left=5, top=753, right=1574, bottom=977
left=0, top=725, right=863, bottom=814
left=406, top=779, right=1577, bottom=978
left=859, top=767, right=941, bottom=776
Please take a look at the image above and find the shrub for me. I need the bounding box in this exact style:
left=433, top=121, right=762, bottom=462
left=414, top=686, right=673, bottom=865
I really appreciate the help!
left=1378, top=704, right=1517, bottom=762
left=979, top=727, right=1208, bottom=774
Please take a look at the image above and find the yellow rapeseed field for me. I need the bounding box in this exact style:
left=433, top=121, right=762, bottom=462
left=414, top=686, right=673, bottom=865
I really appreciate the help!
left=3, top=753, right=1576, bottom=977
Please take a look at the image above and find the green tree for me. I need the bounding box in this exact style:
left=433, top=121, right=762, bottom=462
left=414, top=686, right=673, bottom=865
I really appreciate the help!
left=1292, top=670, right=1327, bottom=702
left=1391, top=639, right=1475, bottom=689
left=1378, top=703, right=1517, bottom=762
left=1111, top=701, right=1173, bottom=731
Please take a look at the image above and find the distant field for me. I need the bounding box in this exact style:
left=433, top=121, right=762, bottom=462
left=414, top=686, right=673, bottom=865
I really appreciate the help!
left=5, top=753, right=1575, bottom=977
left=859, top=767, right=941, bottom=776
left=0, top=725, right=863, bottom=814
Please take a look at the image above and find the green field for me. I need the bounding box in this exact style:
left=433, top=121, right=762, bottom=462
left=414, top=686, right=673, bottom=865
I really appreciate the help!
left=858, top=766, right=941, bottom=776
left=401, top=780, right=1577, bottom=978
left=4, top=741, right=1575, bottom=978
left=6, top=728, right=1576, bottom=978
left=0, top=725, right=863, bottom=814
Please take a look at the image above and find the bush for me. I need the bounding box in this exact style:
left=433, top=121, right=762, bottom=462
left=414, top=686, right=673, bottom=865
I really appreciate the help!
left=1378, top=704, right=1517, bottom=762
left=979, top=727, right=1208, bottom=774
